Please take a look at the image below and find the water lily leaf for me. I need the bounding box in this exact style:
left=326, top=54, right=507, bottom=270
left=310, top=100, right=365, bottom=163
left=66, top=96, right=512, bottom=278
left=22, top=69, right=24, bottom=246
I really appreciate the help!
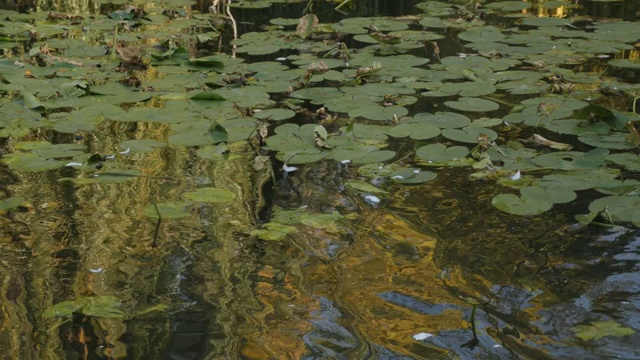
left=458, top=26, right=505, bottom=42
left=1, top=153, right=64, bottom=172
left=142, top=201, right=192, bottom=219
left=331, top=147, right=396, bottom=164
left=414, top=112, right=471, bottom=129
left=609, top=59, right=640, bottom=69
left=416, top=144, right=469, bottom=163
left=81, top=296, right=124, bottom=318
left=183, top=187, right=234, bottom=203
left=491, top=193, right=553, bottom=215
left=419, top=17, right=447, bottom=28
left=485, top=1, right=531, bottom=11
left=251, top=222, right=298, bottom=241
left=521, top=185, right=576, bottom=204
left=441, top=126, right=498, bottom=143
left=346, top=180, right=387, bottom=194
left=532, top=148, right=609, bottom=170
left=607, top=153, right=640, bottom=172
left=349, top=104, right=408, bottom=121
left=386, top=123, right=440, bottom=140
left=573, top=320, right=635, bottom=341
left=540, top=169, right=620, bottom=191
left=0, top=196, right=26, bottom=213
left=594, top=179, right=640, bottom=196
left=209, top=121, right=229, bottom=144
left=445, top=97, right=499, bottom=112
left=22, top=92, right=45, bottom=111
left=44, top=296, right=123, bottom=318
left=545, top=120, right=611, bottom=136
left=253, top=108, right=296, bottom=121
left=297, top=13, right=318, bottom=39
left=190, top=92, right=226, bottom=101
left=575, top=104, right=627, bottom=131
left=578, top=133, right=637, bottom=150
left=43, top=300, right=82, bottom=318
left=393, top=170, right=437, bottom=184
left=300, top=211, right=346, bottom=230
left=228, top=0, right=272, bottom=8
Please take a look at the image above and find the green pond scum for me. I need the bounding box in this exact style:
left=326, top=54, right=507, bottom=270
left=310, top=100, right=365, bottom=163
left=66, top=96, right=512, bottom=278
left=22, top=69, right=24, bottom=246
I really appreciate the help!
left=1, top=0, right=640, bottom=358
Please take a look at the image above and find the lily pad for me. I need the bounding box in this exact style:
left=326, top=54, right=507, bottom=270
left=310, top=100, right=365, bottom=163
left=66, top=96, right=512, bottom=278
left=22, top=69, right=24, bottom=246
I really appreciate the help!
left=142, top=201, right=192, bottom=219
left=441, top=126, right=498, bottom=143
left=445, top=97, right=499, bottom=112
left=183, top=187, right=235, bottom=203
left=491, top=192, right=553, bottom=216
left=573, top=320, right=635, bottom=341
left=416, top=144, right=469, bottom=163
left=251, top=222, right=298, bottom=241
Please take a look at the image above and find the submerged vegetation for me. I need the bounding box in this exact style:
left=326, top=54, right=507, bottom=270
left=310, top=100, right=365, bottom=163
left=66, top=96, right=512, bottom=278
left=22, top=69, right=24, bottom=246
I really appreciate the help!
left=1, top=0, right=640, bottom=358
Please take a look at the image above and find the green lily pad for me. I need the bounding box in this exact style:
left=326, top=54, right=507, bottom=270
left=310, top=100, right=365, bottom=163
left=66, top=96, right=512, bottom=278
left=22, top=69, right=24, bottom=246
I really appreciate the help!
left=1, top=153, right=64, bottom=172
left=414, top=112, right=471, bottom=129
left=43, top=296, right=123, bottom=319
left=458, top=26, right=505, bottom=42
left=251, top=222, right=298, bottom=241
left=391, top=169, right=437, bottom=184
left=416, top=144, right=469, bottom=163
left=532, top=148, right=609, bottom=170
left=142, top=201, right=192, bottom=219
left=346, top=180, right=387, bottom=194
left=491, top=192, right=553, bottom=215
left=441, top=126, right=498, bottom=143
left=253, top=108, right=296, bottom=121
left=183, top=187, right=235, bottom=203
left=349, top=105, right=408, bottom=121
left=578, top=133, right=637, bottom=150
left=445, top=97, right=499, bottom=112
left=386, top=123, right=440, bottom=140
left=573, top=320, right=635, bottom=341
left=0, top=196, right=26, bottom=213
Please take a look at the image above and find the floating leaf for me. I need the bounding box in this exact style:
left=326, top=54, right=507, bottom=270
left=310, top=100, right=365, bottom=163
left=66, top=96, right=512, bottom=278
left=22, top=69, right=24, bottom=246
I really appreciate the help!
left=251, top=222, right=298, bottom=241
left=573, top=320, right=635, bottom=341
left=190, top=92, right=226, bottom=101
left=183, top=187, right=235, bottom=203
left=346, top=180, right=388, bottom=194
left=441, top=127, right=498, bottom=143
left=142, top=201, right=192, bottom=219
left=491, top=193, right=553, bottom=215
left=445, top=97, right=499, bottom=112
left=416, top=144, right=469, bottom=163
left=0, top=196, right=27, bottom=213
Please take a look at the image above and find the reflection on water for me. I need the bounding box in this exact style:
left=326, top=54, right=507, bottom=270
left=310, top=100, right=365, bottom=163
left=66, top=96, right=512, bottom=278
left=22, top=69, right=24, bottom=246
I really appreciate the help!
left=1, top=0, right=640, bottom=359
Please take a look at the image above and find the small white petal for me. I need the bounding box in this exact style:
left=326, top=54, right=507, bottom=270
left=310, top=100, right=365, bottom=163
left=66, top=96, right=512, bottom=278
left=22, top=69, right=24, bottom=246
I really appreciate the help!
left=364, top=195, right=380, bottom=204
left=283, top=165, right=298, bottom=173
left=119, top=147, right=130, bottom=155
left=104, top=154, right=115, bottom=160
left=275, top=57, right=287, bottom=61
left=413, top=169, right=420, bottom=174
left=89, top=267, right=103, bottom=273
left=66, top=162, right=83, bottom=167
left=493, top=344, right=503, bottom=348
left=391, top=175, right=404, bottom=180
left=340, top=159, right=351, bottom=164
left=413, top=332, right=433, bottom=341
left=510, top=170, right=521, bottom=180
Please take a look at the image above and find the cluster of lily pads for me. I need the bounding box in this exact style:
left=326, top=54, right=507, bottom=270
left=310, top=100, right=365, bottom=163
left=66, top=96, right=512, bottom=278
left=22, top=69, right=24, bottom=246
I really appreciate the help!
left=1, top=0, right=640, bottom=226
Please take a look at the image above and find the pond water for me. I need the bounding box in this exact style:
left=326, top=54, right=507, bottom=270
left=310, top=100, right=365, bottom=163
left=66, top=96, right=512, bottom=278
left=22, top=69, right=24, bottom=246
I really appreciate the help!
left=1, top=0, right=640, bottom=359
